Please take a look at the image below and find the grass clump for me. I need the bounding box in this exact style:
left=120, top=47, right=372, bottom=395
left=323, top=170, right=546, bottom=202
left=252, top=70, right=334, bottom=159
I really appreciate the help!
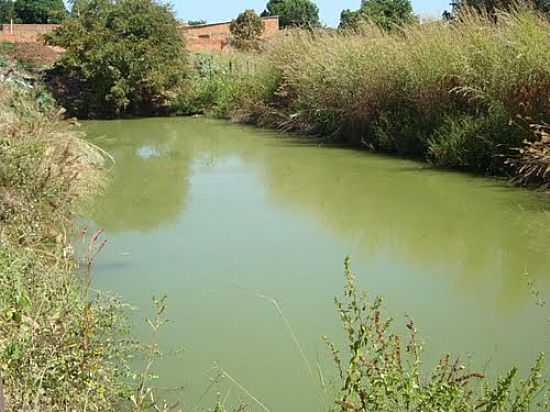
left=219, top=8, right=550, bottom=180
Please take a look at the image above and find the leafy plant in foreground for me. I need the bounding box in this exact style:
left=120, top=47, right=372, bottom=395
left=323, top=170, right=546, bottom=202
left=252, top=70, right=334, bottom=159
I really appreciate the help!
left=325, top=257, right=547, bottom=411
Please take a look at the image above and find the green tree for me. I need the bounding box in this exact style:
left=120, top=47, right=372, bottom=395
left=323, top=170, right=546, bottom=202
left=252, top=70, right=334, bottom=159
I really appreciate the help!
left=339, top=8, right=363, bottom=29
left=187, top=19, right=207, bottom=25
left=46, top=0, right=187, bottom=117
left=14, top=0, right=66, bottom=23
left=340, top=0, right=416, bottom=31
left=262, top=0, right=320, bottom=28
left=0, top=0, right=15, bottom=24
left=230, top=9, right=265, bottom=50
left=68, top=0, right=90, bottom=17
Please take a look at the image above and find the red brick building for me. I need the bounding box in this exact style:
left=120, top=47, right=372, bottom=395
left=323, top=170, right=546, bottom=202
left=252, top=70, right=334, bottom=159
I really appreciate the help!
left=182, top=16, right=279, bottom=52
left=0, top=17, right=280, bottom=53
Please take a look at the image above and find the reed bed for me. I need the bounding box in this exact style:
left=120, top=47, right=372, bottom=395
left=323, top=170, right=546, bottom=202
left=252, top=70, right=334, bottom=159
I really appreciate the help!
left=224, top=9, right=550, bottom=179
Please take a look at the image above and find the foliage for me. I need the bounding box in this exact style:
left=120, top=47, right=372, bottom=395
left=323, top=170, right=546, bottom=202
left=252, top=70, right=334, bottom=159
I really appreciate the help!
left=13, top=0, right=66, bottom=24
left=340, top=0, right=416, bottom=31
left=0, top=58, right=182, bottom=412
left=262, top=0, right=320, bottom=28
left=173, top=53, right=261, bottom=116
left=188, top=19, right=207, bottom=25
left=46, top=0, right=187, bottom=118
left=230, top=9, right=265, bottom=51
left=0, top=66, right=126, bottom=410
left=0, top=0, right=16, bottom=24
left=326, top=258, right=547, bottom=411
left=68, top=0, right=91, bottom=17
left=219, top=9, right=550, bottom=179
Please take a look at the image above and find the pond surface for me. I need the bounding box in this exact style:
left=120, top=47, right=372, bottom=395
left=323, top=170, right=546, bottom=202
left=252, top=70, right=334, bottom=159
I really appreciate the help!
left=84, top=117, right=550, bottom=411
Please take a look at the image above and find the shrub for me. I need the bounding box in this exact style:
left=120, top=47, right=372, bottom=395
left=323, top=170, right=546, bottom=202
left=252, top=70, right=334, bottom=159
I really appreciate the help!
left=46, top=0, right=187, bottom=118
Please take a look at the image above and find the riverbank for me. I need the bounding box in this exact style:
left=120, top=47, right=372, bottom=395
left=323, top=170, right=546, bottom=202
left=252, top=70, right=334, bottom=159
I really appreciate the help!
left=0, top=56, right=134, bottom=410
left=176, top=8, right=550, bottom=188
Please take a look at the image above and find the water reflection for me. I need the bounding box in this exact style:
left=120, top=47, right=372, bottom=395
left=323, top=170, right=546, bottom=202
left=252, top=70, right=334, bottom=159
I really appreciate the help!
left=85, top=120, right=192, bottom=233
left=84, top=117, right=550, bottom=411
left=255, top=144, right=550, bottom=307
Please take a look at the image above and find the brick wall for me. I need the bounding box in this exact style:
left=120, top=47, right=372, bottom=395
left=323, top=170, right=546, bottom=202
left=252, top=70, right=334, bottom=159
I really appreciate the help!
left=0, top=18, right=280, bottom=52
left=0, top=24, right=59, bottom=43
left=183, top=16, right=279, bottom=52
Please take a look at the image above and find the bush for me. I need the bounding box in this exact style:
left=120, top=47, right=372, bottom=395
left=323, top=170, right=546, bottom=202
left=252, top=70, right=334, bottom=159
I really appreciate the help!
left=46, top=0, right=187, bottom=118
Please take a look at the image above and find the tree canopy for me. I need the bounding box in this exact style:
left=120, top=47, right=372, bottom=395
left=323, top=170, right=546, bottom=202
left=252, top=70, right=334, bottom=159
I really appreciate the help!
left=230, top=10, right=265, bottom=50
left=187, top=19, right=207, bottom=25
left=0, top=1, right=15, bottom=24
left=262, top=0, right=320, bottom=28
left=340, top=0, right=416, bottom=31
left=14, top=0, right=67, bottom=24
left=46, top=0, right=186, bottom=117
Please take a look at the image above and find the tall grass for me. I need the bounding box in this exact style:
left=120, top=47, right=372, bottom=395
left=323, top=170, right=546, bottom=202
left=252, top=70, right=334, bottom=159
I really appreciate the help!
left=0, top=67, right=132, bottom=410
left=222, top=8, right=550, bottom=178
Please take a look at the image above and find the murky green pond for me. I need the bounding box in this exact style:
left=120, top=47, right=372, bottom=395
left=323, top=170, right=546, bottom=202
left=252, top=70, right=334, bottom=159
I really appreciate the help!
left=84, top=117, right=550, bottom=411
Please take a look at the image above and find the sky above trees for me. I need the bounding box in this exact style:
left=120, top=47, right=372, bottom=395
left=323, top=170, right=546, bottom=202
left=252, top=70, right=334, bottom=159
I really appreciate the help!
left=175, top=0, right=450, bottom=26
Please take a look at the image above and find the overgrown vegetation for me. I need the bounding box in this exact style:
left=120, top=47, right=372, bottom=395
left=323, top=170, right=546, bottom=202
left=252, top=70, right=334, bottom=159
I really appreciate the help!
left=0, top=59, right=130, bottom=409
left=45, top=0, right=187, bottom=118
left=206, top=7, right=550, bottom=184
left=173, top=52, right=261, bottom=116
left=326, top=258, right=548, bottom=411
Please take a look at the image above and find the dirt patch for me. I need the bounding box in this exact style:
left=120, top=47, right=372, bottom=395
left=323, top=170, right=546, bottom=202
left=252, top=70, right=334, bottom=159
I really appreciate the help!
left=7, top=43, right=62, bottom=67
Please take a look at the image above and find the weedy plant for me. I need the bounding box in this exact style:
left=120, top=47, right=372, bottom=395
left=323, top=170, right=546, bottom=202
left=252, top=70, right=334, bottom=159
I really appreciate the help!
left=325, top=257, right=547, bottom=412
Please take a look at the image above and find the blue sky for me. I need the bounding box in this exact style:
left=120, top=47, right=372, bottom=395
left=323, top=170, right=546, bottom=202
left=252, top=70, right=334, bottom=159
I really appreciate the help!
left=174, top=0, right=451, bottom=27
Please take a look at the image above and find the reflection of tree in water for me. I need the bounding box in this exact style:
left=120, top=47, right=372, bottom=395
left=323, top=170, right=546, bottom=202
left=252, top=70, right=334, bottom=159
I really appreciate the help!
left=85, top=119, right=192, bottom=233
left=83, top=116, right=550, bottom=302
left=252, top=142, right=550, bottom=305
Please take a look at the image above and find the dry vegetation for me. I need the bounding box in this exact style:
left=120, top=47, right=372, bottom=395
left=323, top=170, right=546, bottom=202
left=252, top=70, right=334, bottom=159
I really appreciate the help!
left=189, top=8, right=550, bottom=185
left=0, top=60, right=133, bottom=410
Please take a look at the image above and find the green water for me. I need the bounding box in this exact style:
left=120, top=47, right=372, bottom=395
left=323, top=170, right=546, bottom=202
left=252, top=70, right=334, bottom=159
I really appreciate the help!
left=84, top=117, right=550, bottom=411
